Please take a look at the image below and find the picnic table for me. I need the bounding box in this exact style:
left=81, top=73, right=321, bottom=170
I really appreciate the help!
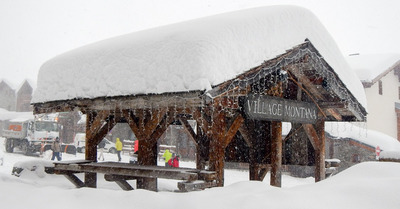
left=46, top=160, right=217, bottom=192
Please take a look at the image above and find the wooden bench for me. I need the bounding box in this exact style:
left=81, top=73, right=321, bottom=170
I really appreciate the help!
left=47, top=160, right=217, bottom=192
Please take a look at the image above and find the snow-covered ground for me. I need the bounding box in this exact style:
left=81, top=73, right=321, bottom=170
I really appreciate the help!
left=0, top=137, right=399, bottom=209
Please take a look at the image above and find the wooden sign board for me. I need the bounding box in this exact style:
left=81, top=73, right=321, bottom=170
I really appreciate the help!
left=244, top=94, right=318, bottom=124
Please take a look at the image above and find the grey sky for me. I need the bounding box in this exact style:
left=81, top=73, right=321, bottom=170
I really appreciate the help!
left=1, top=0, right=399, bottom=87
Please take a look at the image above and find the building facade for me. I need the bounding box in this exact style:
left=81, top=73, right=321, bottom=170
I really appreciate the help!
left=348, top=54, right=400, bottom=141
left=16, top=80, right=33, bottom=112
left=0, top=79, right=34, bottom=112
left=0, top=80, right=16, bottom=111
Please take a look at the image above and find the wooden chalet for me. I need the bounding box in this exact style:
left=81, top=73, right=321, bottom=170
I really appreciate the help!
left=33, top=40, right=366, bottom=191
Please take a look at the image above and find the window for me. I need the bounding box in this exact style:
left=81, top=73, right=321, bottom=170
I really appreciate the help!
left=379, top=80, right=383, bottom=95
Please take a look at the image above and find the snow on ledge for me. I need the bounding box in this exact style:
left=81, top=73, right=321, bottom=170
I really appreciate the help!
left=380, top=151, right=400, bottom=160
left=32, top=5, right=366, bottom=109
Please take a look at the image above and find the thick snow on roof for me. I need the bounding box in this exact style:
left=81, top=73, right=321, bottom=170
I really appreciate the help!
left=282, top=122, right=400, bottom=152
left=326, top=122, right=400, bottom=152
left=32, top=6, right=366, bottom=108
left=347, top=53, right=400, bottom=82
left=0, top=108, right=33, bottom=121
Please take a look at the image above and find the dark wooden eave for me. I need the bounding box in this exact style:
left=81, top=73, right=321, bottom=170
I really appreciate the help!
left=207, top=40, right=367, bottom=122
left=33, top=91, right=205, bottom=115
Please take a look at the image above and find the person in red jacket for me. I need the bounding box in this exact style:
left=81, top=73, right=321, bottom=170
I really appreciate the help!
left=168, top=154, right=180, bottom=168
left=133, top=140, right=139, bottom=154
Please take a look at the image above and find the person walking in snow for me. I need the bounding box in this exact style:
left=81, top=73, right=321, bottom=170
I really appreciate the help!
left=98, top=139, right=106, bottom=161
left=51, top=137, right=62, bottom=161
left=168, top=153, right=180, bottom=168
left=115, top=138, right=123, bottom=162
left=162, top=149, right=172, bottom=167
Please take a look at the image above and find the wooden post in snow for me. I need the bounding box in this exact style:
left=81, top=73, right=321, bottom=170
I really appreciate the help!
left=270, top=121, right=282, bottom=187
left=208, top=108, right=243, bottom=187
left=123, top=109, right=170, bottom=191
left=209, top=110, right=226, bottom=187
left=314, top=118, right=326, bottom=182
left=84, top=110, right=117, bottom=188
left=84, top=112, right=97, bottom=188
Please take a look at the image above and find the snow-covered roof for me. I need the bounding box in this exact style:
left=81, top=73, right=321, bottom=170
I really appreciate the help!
left=282, top=122, right=400, bottom=152
left=32, top=5, right=366, bottom=109
left=326, top=122, right=400, bottom=152
left=347, top=53, right=400, bottom=82
left=0, top=108, right=33, bottom=121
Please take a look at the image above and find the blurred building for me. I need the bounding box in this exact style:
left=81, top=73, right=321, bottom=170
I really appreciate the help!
left=348, top=54, right=400, bottom=141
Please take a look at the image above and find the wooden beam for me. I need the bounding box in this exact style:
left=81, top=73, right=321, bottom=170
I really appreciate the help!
left=114, top=180, right=134, bottom=191
left=238, top=124, right=253, bottom=148
left=270, top=121, right=282, bottom=187
left=196, top=124, right=208, bottom=170
left=147, top=112, right=175, bottom=148
left=326, top=108, right=343, bottom=121
left=33, top=91, right=204, bottom=114
left=122, top=110, right=141, bottom=139
left=64, top=173, right=85, bottom=188
left=319, top=101, right=347, bottom=109
left=179, top=118, right=198, bottom=146
left=193, top=108, right=211, bottom=138
left=302, top=124, right=320, bottom=150
left=85, top=111, right=99, bottom=188
left=209, top=110, right=225, bottom=186
left=191, top=108, right=211, bottom=170
left=208, top=110, right=244, bottom=186
left=92, top=119, right=117, bottom=146
left=314, top=118, right=326, bottom=182
left=104, top=175, right=135, bottom=191
left=141, top=108, right=168, bottom=140
left=288, top=66, right=325, bottom=101
left=86, top=110, right=110, bottom=141
left=223, top=114, right=244, bottom=148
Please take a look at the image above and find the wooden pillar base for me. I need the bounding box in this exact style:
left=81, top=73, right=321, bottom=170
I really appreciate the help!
left=315, top=118, right=326, bottom=182
left=137, top=178, right=157, bottom=191
left=270, top=121, right=282, bottom=187
left=249, top=163, right=269, bottom=181
left=84, top=172, right=97, bottom=188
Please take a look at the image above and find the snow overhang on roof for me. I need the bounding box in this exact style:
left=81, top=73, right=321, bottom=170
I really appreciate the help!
left=32, top=5, right=366, bottom=111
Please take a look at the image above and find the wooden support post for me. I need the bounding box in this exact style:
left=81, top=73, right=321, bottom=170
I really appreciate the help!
left=123, top=109, right=171, bottom=191
left=209, top=111, right=243, bottom=187
left=136, top=137, right=158, bottom=191
left=249, top=163, right=260, bottom=180
left=84, top=110, right=117, bottom=188
left=270, top=121, right=282, bottom=187
left=303, top=118, right=326, bottom=182
left=239, top=121, right=262, bottom=181
left=196, top=133, right=208, bottom=170
left=193, top=108, right=212, bottom=170
left=179, top=116, right=207, bottom=170
left=85, top=112, right=97, bottom=188
left=315, top=118, right=326, bottom=182
left=209, top=110, right=226, bottom=187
